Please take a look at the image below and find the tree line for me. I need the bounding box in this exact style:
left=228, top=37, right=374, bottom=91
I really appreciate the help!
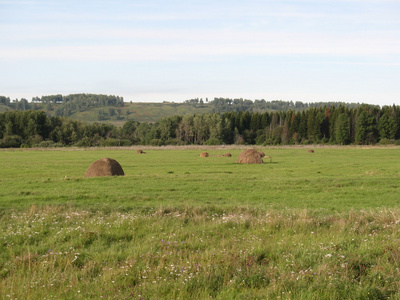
left=36, top=94, right=124, bottom=116
left=3, top=93, right=372, bottom=122
left=133, top=104, right=399, bottom=146
left=1, top=104, right=400, bottom=148
left=184, top=97, right=367, bottom=113
left=1, top=94, right=124, bottom=116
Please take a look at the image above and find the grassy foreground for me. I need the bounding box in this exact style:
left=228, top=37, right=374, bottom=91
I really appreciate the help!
left=1, top=146, right=400, bottom=299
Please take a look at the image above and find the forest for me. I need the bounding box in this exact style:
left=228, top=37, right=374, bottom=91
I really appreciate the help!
left=0, top=94, right=124, bottom=117
left=0, top=104, right=399, bottom=148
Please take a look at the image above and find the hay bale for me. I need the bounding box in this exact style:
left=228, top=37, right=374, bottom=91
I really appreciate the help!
left=137, top=149, right=146, bottom=154
left=200, top=152, right=209, bottom=157
left=84, top=158, right=125, bottom=177
left=237, top=149, right=264, bottom=164
left=258, top=151, right=265, bottom=157
left=308, top=149, right=314, bottom=153
left=223, top=152, right=232, bottom=157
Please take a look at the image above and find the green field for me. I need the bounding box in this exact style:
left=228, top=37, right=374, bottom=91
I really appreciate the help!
left=1, top=146, right=400, bottom=299
left=0, top=104, right=12, bottom=113
left=68, top=102, right=212, bottom=125
left=1, top=146, right=399, bottom=211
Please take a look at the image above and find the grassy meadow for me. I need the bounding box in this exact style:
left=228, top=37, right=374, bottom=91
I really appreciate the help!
left=68, top=102, right=211, bottom=125
left=1, top=146, right=400, bottom=299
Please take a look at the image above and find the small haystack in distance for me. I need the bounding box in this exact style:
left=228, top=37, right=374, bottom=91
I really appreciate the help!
left=84, top=158, right=125, bottom=177
left=237, top=149, right=264, bottom=164
left=200, top=152, right=209, bottom=157
left=308, top=149, right=314, bottom=153
left=137, top=149, right=146, bottom=154
left=214, top=152, right=232, bottom=157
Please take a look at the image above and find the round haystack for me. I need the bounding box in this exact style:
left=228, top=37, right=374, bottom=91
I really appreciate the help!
left=223, top=152, right=232, bottom=157
left=137, top=149, right=145, bottom=154
left=308, top=149, right=314, bottom=153
left=258, top=151, right=265, bottom=157
left=237, top=149, right=264, bottom=164
left=200, top=152, right=209, bottom=157
left=84, top=158, right=125, bottom=177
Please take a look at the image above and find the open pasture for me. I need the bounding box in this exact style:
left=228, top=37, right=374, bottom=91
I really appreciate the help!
left=1, top=146, right=400, bottom=211
left=1, top=146, right=400, bottom=299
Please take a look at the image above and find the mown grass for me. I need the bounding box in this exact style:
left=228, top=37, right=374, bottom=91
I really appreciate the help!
left=1, top=146, right=400, bottom=299
left=1, top=147, right=399, bottom=211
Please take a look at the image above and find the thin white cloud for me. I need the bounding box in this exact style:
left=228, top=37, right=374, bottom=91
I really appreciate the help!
left=1, top=28, right=399, bottom=62
left=0, top=0, right=36, bottom=3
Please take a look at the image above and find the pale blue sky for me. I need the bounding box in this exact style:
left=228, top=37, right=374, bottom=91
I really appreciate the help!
left=1, top=0, right=399, bottom=106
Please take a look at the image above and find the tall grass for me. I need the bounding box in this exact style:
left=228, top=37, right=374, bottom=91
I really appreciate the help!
left=1, top=206, right=400, bottom=299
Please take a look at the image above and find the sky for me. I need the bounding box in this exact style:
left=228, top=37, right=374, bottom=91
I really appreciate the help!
left=0, top=0, right=399, bottom=106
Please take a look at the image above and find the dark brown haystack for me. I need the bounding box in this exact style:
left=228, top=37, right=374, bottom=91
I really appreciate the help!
left=200, top=152, right=209, bottom=157
left=308, top=149, right=314, bottom=153
left=223, top=152, right=232, bottom=157
left=137, top=149, right=146, bottom=154
left=84, top=158, right=125, bottom=177
left=237, top=149, right=264, bottom=164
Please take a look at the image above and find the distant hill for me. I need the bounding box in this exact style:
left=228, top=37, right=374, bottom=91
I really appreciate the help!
left=0, top=104, right=12, bottom=113
left=68, top=102, right=211, bottom=125
left=0, top=94, right=371, bottom=125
